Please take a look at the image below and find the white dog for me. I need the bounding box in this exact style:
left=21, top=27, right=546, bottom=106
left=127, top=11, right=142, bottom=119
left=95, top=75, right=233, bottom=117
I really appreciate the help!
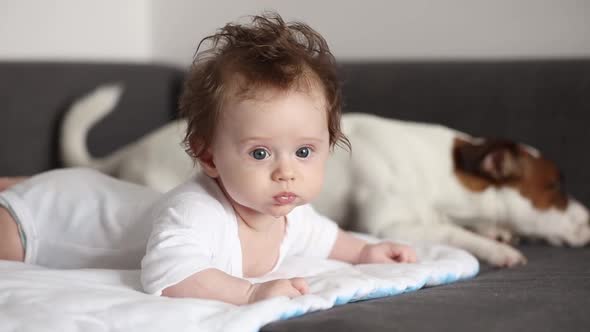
left=61, top=85, right=590, bottom=267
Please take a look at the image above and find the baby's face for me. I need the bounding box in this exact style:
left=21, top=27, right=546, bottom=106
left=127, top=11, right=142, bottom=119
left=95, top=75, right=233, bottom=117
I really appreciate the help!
left=208, top=85, right=330, bottom=218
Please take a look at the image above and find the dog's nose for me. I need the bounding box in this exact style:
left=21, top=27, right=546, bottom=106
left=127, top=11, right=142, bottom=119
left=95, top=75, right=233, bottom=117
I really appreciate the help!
left=569, top=198, right=589, bottom=223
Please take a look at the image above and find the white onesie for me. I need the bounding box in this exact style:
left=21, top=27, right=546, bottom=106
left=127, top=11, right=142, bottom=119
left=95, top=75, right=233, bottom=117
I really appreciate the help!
left=141, top=172, right=339, bottom=295
left=0, top=168, right=160, bottom=269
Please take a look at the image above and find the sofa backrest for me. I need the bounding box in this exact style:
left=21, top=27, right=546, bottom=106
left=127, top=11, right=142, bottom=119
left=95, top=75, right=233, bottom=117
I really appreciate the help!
left=0, top=62, right=184, bottom=175
left=1, top=60, right=588, bottom=204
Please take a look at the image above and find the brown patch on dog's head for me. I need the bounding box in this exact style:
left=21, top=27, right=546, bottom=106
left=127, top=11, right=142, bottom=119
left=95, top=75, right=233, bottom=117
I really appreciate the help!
left=516, top=151, right=568, bottom=210
left=453, top=137, right=568, bottom=210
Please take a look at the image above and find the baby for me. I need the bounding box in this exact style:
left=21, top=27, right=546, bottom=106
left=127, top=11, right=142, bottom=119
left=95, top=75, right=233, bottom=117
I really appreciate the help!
left=0, top=13, right=416, bottom=305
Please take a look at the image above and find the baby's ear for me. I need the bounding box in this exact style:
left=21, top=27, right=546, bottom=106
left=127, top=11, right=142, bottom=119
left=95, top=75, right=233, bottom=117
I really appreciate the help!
left=197, top=150, right=219, bottom=178
left=193, top=143, right=219, bottom=178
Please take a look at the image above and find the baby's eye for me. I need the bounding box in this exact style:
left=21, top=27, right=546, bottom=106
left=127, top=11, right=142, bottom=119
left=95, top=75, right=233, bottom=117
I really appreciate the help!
left=250, top=148, right=270, bottom=160
left=296, top=147, right=311, bottom=158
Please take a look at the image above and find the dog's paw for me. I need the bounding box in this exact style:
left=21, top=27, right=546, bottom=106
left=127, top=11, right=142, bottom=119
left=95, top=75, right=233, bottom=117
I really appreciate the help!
left=477, top=226, right=516, bottom=244
left=472, top=226, right=520, bottom=245
left=485, top=244, right=527, bottom=268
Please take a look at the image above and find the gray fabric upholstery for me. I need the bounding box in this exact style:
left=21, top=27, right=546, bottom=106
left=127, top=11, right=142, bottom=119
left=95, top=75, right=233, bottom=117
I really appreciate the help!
left=0, top=60, right=588, bottom=332
left=0, top=62, right=184, bottom=175
left=263, top=245, right=590, bottom=332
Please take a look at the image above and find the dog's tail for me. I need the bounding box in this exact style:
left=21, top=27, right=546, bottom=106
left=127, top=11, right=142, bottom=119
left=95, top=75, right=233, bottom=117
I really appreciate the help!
left=60, top=84, right=127, bottom=174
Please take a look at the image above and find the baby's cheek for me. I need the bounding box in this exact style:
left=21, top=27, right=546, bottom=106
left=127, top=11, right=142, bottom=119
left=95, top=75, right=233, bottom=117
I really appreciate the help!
left=226, top=182, right=265, bottom=210
left=223, top=170, right=260, bottom=196
left=239, top=172, right=267, bottom=192
left=305, top=170, right=325, bottom=200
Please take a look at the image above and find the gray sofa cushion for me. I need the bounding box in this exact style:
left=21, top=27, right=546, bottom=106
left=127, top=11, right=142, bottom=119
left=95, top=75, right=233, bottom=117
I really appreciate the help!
left=263, top=245, right=590, bottom=332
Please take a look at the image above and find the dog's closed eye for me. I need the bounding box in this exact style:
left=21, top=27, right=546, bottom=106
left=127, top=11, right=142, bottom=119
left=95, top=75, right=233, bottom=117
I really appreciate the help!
left=544, top=182, right=560, bottom=191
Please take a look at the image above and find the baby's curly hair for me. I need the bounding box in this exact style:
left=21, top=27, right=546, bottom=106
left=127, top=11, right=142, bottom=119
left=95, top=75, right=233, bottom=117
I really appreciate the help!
left=178, top=12, right=350, bottom=159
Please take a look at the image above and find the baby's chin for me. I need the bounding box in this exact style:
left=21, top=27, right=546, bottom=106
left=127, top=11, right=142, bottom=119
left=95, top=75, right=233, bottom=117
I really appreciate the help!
left=268, top=206, right=296, bottom=218
left=267, top=200, right=307, bottom=218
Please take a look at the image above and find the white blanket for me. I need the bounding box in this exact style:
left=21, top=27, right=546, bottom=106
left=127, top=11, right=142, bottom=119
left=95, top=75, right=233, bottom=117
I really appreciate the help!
left=0, top=244, right=478, bottom=332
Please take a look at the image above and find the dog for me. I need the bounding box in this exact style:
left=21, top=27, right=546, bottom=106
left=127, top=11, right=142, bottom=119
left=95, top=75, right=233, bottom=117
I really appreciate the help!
left=61, top=85, right=590, bottom=267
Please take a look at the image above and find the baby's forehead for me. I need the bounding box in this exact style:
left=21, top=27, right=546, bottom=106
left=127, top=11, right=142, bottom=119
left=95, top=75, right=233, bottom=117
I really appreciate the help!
left=221, top=88, right=328, bottom=126
left=214, top=84, right=327, bottom=137
left=222, top=70, right=328, bottom=107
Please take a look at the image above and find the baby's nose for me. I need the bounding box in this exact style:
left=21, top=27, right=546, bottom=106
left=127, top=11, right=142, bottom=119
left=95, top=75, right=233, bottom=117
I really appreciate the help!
left=272, top=166, right=296, bottom=182
left=274, top=173, right=295, bottom=181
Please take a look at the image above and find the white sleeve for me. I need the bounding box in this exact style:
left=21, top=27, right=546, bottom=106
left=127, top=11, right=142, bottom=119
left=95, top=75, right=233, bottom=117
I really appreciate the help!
left=286, top=204, right=339, bottom=259
left=140, top=194, right=225, bottom=295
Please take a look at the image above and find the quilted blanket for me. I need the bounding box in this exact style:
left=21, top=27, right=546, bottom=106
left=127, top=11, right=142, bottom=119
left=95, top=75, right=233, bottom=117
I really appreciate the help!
left=0, top=243, right=478, bottom=332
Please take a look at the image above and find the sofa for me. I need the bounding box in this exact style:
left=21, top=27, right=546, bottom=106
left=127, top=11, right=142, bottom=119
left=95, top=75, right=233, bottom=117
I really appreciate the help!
left=1, top=60, right=589, bottom=331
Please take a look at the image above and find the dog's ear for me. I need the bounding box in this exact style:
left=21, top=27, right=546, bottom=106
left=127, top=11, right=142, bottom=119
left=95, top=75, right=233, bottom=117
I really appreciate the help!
left=480, top=146, right=523, bottom=181
left=454, top=138, right=523, bottom=182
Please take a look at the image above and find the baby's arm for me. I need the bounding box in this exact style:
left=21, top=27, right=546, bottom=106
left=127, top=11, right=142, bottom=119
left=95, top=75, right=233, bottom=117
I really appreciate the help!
left=161, top=268, right=308, bottom=305
left=329, top=229, right=417, bottom=264
left=292, top=204, right=416, bottom=264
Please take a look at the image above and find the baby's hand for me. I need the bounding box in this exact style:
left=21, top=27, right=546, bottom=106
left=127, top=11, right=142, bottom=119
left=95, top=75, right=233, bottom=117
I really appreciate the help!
left=247, top=277, right=309, bottom=304
left=358, top=241, right=417, bottom=264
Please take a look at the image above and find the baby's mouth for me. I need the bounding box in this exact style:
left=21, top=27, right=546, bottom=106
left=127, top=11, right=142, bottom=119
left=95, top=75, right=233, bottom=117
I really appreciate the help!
left=273, top=192, right=296, bottom=205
